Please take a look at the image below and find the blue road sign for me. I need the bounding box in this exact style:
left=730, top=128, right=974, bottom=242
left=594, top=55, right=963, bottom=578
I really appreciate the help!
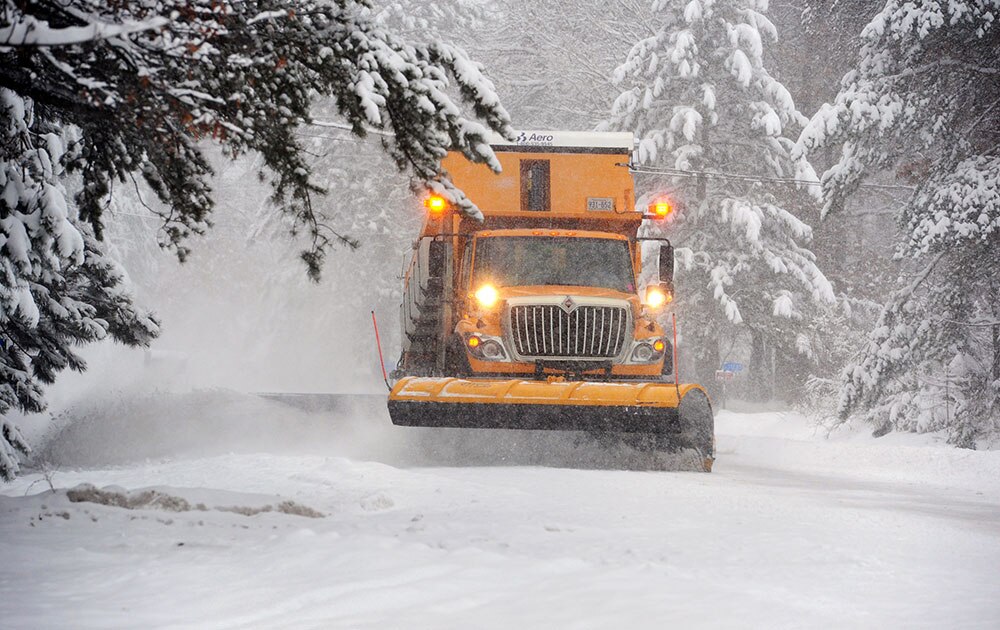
left=722, top=362, right=744, bottom=373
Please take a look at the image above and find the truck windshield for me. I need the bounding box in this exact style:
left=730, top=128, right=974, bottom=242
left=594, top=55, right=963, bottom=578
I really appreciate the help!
left=472, top=236, right=635, bottom=292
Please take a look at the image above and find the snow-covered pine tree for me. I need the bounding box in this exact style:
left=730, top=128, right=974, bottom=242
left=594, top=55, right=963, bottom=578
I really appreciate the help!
left=0, top=0, right=512, bottom=479
left=761, top=1, right=899, bottom=416
left=1, top=0, right=511, bottom=276
left=604, top=0, right=834, bottom=398
left=475, top=0, right=652, bottom=130
left=795, top=0, right=1000, bottom=445
left=1, top=89, right=160, bottom=480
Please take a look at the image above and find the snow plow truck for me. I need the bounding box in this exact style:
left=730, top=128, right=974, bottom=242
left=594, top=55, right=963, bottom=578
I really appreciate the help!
left=387, top=131, right=714, bottom=471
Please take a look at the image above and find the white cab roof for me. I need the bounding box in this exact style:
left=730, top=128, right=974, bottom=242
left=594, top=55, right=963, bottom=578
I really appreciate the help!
left=487, top=130, right=635, bottom=150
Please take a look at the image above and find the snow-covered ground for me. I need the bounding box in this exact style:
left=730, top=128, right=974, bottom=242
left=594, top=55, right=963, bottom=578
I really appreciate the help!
left=2, top=393, right=999, bottom=629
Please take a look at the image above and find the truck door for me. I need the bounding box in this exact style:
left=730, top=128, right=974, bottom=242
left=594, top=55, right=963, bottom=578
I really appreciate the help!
left=458, top=242, right=473, bottom=312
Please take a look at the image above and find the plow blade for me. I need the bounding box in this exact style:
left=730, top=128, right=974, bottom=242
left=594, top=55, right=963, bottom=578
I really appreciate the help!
left=258, top=392, right=385, bottom=413
left=388, top=377, right=705, bottom=434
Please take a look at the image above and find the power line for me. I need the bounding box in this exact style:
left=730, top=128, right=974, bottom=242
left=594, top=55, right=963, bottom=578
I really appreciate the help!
left=306, top=119, right=396, bottom=138
left=627, top=164, right=916, bottom=192
left=113, top=211, right=161, bottom=220
left=294, top=131, right=355, bottom=142
left=302, top=125, right=916, bottom=192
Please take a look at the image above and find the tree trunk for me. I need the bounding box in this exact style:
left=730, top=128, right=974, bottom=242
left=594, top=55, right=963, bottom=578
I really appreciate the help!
left=747, top=330, right=769, bottom=402
left=992, top=323, right=999, bottom=381
left=992, top=280, right=1000, bottom=381
left=695, top=336, right=722, bottom=407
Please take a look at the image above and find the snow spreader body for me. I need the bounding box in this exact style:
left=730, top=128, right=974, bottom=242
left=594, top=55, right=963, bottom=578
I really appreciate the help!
left=388, top=131, right=714, bottom=470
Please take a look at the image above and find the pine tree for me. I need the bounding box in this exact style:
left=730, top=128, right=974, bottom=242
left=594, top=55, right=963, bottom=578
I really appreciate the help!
left=475, top=0, right=651, bottom=129
left=1, top=89, right=160, bottom=479
left=604, top=0, right=834, bottom=398
left=0, top=0, right=511, bottom=479
left=795, top=0, right=1000, bottom=445
left=762, top=1, right=900, bottom=413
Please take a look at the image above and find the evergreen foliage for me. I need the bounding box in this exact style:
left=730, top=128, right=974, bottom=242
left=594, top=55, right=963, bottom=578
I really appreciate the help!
left=1, top=88, right=159, bottom=480
left=605, top=0, right=835, bottom=394
left=0, top=0, right=511, bottom=479
left=796, top=0, right=1000, bottom=444
left=474, top=0, right=651, bottom=130
left=1, top=0, right=511, bottom=275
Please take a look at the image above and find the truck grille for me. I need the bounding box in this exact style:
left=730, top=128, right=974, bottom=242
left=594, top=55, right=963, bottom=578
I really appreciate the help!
left=509, top=305, right=629, bottom=358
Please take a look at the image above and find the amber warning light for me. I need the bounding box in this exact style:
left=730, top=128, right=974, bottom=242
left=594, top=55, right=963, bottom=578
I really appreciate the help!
left=646, top=199, right=673, bottom=219
left=424, top=194, right=448, bottom=214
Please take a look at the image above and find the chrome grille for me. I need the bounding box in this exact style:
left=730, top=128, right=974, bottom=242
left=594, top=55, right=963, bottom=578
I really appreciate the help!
left=510, top=305, right=628, bottom=358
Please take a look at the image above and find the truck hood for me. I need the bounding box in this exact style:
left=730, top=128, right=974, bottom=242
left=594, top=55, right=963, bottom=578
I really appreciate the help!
left=499, top=285, right=640, bottom=308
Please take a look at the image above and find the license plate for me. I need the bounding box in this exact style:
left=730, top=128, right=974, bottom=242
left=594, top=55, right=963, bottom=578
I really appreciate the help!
left=587, top=197, right=615, bottom=211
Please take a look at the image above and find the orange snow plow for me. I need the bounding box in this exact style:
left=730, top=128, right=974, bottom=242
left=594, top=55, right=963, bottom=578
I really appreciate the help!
left=389, top=377, right=699, bottom=432
left=387, top=131, right=714, bottom=470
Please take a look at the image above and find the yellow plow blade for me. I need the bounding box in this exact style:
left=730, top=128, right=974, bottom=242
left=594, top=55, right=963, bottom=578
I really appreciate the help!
left=387, top=377, right=705, bottom=434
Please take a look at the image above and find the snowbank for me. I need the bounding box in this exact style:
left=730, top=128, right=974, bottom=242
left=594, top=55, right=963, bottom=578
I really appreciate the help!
left=3, top=393, right=998, bottom=628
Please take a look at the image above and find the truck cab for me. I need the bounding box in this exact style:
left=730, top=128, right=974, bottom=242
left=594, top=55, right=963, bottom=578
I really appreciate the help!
left=398, top=131, right=675, bottom=382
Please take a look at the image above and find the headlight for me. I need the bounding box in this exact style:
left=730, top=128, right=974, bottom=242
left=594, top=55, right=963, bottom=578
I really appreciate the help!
left=632, top=344, right=654, bottom=362
left=629, top=338, right=666, bottom=364
left=474, top=284, right=499, bottom=308
left=644, top=285, right=671, bottom=310
left=464, top=333, right=508, bottom=361
left=480, top=340, right=505, bottom=360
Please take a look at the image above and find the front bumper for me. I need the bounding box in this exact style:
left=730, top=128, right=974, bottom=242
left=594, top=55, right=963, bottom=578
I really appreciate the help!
left=388, top=377, right=704, bottom=433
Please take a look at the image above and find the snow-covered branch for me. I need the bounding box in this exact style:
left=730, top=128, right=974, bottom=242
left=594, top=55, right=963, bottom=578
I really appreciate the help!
left=816, top=0, right=1000, bottom=443
left=0, top=0, right=512, bottom=479
left=0, top=13, right=168, bottom=48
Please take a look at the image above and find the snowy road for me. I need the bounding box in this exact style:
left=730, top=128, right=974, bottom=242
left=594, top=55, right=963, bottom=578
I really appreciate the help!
left=2, top=396, right=999, bottom=629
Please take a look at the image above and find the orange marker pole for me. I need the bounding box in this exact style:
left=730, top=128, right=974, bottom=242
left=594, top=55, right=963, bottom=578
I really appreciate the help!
left=672, top=312, right=680, bottom=393
left=371, top=310, right=390, bottom=391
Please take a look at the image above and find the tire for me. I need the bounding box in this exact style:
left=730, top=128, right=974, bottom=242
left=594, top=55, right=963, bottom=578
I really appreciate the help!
left=660, top=341, right=674, bottom=377
left=444, top=335, right=472, bottom=377
left=677, top=389, right=715, bottom=472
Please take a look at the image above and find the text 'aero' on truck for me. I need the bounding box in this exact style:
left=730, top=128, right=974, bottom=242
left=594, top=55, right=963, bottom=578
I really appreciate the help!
left=387, top=131, right=714, bottom=471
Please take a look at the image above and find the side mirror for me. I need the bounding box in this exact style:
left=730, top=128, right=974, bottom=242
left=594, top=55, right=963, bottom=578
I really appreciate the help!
left=659, top=243, right=675, bottom=295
